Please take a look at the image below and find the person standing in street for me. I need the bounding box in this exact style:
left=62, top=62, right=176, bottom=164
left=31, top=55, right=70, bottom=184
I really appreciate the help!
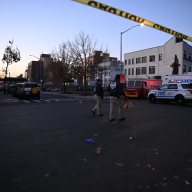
left=92, top=79, right=104, bottom=116
left=108, top=74, right=125, bottom=121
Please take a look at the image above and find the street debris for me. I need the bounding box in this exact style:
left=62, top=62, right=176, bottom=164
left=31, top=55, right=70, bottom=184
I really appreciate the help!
left=145, top=164, right=156, bottom=171
left=84, top=138, right=96, bottom=143
left=96, top=146, right=103, bottom=155
left=146, top=164, right=152, bottom=168
left=115, top=162, right=124, bottom=167
left=135, top=163, right=141, bottom=167
left=45, top=173, right=50, bottom=178
left=184, top=180, right=190, bottom=185
left=129, top=136, right=136, bottom=141
left=153, top=148, right=159, bottom=155
left=159, top=177, right=168, bottom=187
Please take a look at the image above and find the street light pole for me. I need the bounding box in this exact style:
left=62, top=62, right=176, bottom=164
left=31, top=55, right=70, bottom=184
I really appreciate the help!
left=120, top=23, right=144, bottom=64
left=29, top=55, right=40, bottom=60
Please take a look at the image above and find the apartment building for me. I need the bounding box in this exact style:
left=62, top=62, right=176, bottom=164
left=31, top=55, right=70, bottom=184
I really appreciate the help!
left=124, top=37, right=192, bottom=79
left=27, top=54, right=52, bottom=83
left=89, top=51, right=118, bottom=86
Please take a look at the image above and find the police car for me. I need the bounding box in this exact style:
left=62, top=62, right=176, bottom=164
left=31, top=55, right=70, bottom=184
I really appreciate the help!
left=148, top=80, right=192, bottom=105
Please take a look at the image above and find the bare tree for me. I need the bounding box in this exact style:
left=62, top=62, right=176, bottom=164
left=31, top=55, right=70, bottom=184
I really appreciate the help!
left=69, top=32, right=100, bottom=95
left=50, top=42, right=72, bottom=93
left=2, top=40, right=21, bottom=78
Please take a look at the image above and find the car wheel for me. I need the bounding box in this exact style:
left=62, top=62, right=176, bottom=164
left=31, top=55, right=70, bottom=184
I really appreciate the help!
left=175, top=95, right=185, bottom=105
left=149, top=94, right=156, bottom=104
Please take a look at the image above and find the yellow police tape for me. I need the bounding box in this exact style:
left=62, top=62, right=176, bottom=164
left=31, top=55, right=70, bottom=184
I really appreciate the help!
left=73, top=0, right=192, bottom=42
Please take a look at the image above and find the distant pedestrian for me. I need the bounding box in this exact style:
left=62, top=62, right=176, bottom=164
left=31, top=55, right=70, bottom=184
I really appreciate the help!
left=108, top=74, right=125, bottom=121
left=4, top=84, right=8, bottom=95
left=92, top=79, right=104, bottom=116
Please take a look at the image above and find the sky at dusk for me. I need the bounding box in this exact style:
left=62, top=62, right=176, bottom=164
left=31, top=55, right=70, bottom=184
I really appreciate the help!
left=0, top=0, right=192, bottom=77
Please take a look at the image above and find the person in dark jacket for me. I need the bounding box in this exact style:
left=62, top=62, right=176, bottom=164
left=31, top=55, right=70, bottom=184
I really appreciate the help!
left=108, top=74, right=125, bottom=121
left=92, top=79, right=104, bottom=116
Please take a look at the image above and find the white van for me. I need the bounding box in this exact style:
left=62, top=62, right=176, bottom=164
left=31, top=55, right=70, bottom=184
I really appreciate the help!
left=162, top=74, right=192, bottom=84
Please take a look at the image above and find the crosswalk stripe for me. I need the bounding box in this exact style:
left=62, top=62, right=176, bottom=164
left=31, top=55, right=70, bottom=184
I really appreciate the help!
left=40, top=99, right=51, bottom=102
left=22, top=100, right=31, bottom=103
left=33, top=100, right=41, bottom=103
left=10, top=100, right=19, bottom=103
left=4, top=97, right=93, bottom=104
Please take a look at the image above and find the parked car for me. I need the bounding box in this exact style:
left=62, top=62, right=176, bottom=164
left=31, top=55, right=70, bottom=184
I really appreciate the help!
left=148, top=82, right=192, bottom=105
left=16, top=82, right=40, bottom=99
left=7, top=84, right=17, bottom=94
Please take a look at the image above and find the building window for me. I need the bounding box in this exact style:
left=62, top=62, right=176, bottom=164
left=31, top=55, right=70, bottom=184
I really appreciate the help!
left=159, top=54, right=162, bottom=61
left=149, top=55, right=155, bottom=62
left=136, top=67, right=141, bottom=75
left=142, top=56, right=147, bottom=63
left=189, top=53, right=191, bottom=61
left=175, top=37, right=183, bottom=43
left=132, top=58, right=134, bottom=65
left=183, top=50, right=186, bottom=59
left=128, top=59, right=131, bottom=65
left=141, top=67, right=147, bottom=74
left=149, top=66, right=155, bottom=74
left=128, top=68, right=131, bottom=75
left=183, top=65, right=186, bottom=73
left=124, top=69, right=127, bottom=75
left=132, top=68, right=134, bottom=75
left=189, top=67, right=191, bottom=72
left=136, top=57, right=141, bottom=64
left=125, top=60, right=127, bottom=65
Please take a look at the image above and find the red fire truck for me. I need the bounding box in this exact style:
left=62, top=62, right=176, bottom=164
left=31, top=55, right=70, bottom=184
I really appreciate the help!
left=124, top=79, right=162, bottom=99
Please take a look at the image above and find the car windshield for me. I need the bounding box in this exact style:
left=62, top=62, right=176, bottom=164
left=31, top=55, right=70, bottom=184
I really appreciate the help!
left=127, top=80, right=142, bottom=88
left=25, top=83, right=38, bottom=88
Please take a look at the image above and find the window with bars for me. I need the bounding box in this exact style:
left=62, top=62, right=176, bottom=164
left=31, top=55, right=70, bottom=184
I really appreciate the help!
left=141, top=67, right=147, bottom=74
left=149, top=66, right=155, bottom=74
left=136, top=67, right=141, bottom=75
left=128, top=68, right=131, bottom=75
left=149, top=55, right=155, bottom=62
left=132, top=68, right=134, bottom=75
left=142, top=56, right=147, bottom=63
left=136, top=57, right=141, bottom=64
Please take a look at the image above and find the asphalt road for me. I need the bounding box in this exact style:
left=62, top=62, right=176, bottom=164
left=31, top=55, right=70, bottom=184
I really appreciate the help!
left=0, top=96, right=192, bottom=192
